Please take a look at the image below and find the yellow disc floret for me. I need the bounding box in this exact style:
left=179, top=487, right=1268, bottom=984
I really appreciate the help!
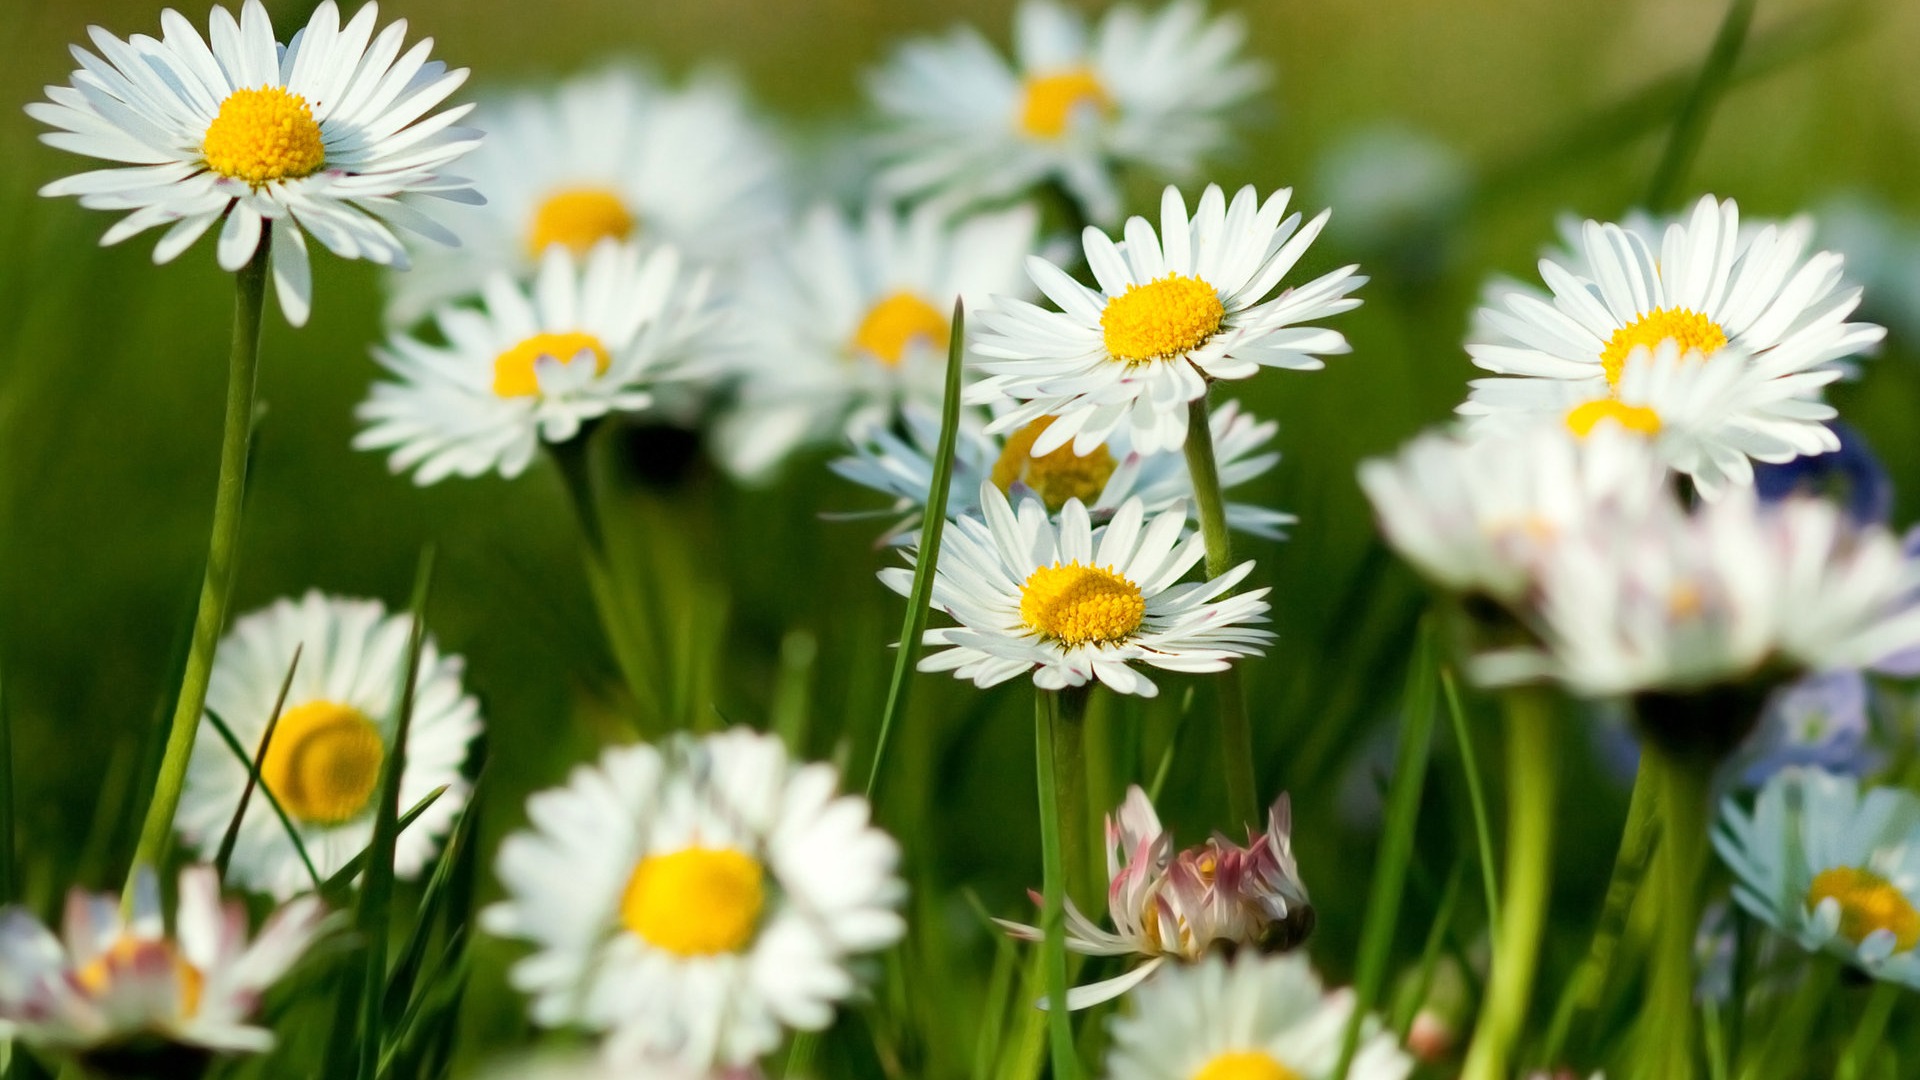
left=1020, top=562, right=1146, bottom=646
left=852, top=291, right=950, bottom=367
left=1190, top=1050, right=1302, bottom=1080
left=492, top=331, right=612, bottom=398
left=1566, top=399, right=1663, bottom=438
left=621, top=847, right=767, bottom=957
left=259, top=700, right=384, bottom=826
left=1808, top=866, right=1920, bottom=952
left=1018, top=68, right=1112, bottom=138
left=1101, top=274, right=1226, bottom=364
left=1599, top=307, right=1727, bottom=385
left=203, top=86, right=327, bottom=186
left=76, top=937, right=205, bottom=1017
left=991, top=419, right=1117, bottom=511
left=528, top=188, right=636, bottom=257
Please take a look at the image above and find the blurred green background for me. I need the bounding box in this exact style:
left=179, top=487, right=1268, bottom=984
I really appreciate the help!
left=4, top=0, right=1920, bottom=1072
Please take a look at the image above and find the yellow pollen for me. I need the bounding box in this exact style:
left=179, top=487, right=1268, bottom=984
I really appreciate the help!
left=527, top=187, right=636, bottom=257
left=621, top=847, right=766, bottom=957
left=202, top=86, right=326, bottom=186
left=991, top=419, right=1117, bottom=511
left=1191, top=1050, right=1302, bottom=1080
left=1101, top=274, right=1225, bottom=364
left=259, top=701, right=385, bottom=826
left=1808, top=866, right=1920, bottom=952
left=1599, top=307, right=1727, bottom=385
left=1566, top=399, right=1663, bottom=438
left=1019, top=562, right=1146, bottom=646
left=1018, top=67, right=1113, bottom=138
left=852, top=292, right=950, bottom=367
left=76, top=937, right=205, bottom=1018
left=492, top=331, right=611, bottom=398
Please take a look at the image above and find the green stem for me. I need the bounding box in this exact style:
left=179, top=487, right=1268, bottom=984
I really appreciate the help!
left=1052, top=685, right=1093, bottom=910
left=548, top=423, right=605, bottom=556
left=1182, top=392, right=1258, bottom=828
left=1461, top=690, right=1558, bottom=1080
left=1837, top=979, right=1898, bottom=1080
left=1036, top=690, right=1079, bottom=1080
left=1645, top=0, right=1757, bottom=209
left=126, top=231, right=270, bottom=890
left=1639, top=742, right=1714, bottom=1080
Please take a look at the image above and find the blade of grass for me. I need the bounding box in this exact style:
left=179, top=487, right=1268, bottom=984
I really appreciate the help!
left=378, top=927, right=469, bottom=1079
left=381, top=773, right=485, bottom=1030
left=0, top=670, right=12, bottom=906
left=1442, top=668, right=1500, bottom=947
left=205, top=707, right=322, bottom=893
left=1644, top=0, right=1758, bottom=210
left=214, top=644, right=302, bottom=880
left=320, top=786, right=450, bottom=904
left=1394, top=861, right=1465, bottom=1039
left=771, top=629, right=818, bottom=755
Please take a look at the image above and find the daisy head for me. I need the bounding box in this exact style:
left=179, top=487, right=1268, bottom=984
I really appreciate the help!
left=31, top=0, right=483, bottom=326
left=971, top=184, right=1363, bottom=455
left=1103, top=952, right=1412, bottom=1080
left=1716, top=768, right=1920, bottom=988
left=0, top=865, right=327, bottom=1070
left=480, top=729, right=906, bottom=1070
left=867, top=0, right=1267, bottom=224
left=356, top=240, right=719, bottom=484
left=174, top=591, right=482, bottom=900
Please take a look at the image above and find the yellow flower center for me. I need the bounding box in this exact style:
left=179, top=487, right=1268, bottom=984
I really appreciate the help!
left=202, top=86, right=327, bottom=186
left=621, top=847, right=767, bottom=957
left=527, top=187, right=636, bottom=258
left=259, top=701, right=385, bottom=826
left=1565, top=399, right=1663, bottom=438
left=1598, top=306, right=1727, bottom=386
left=1019, top=562, right=1146, bottom=646
left=76, top=937, right=205, bottom=1017
left=1102, top=274, right=1226, bottom=364
left=991, top=419, right=1117, bottom=511
left=1191, top=1050, right=1302, bottom=1080
left=852, top=291, right=950, bottom=367
left=1808, top=866, right=1920, bottom=952
left=492, top=331, right=612, bottom=398
left=1019, top=67, right=1113, bottom=138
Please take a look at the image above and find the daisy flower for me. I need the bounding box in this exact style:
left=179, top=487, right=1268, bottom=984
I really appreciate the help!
left=355, top=240, right=719, bottom=484
left=1104, top=952, right=1412, bottom=1080
left=832, top=398, right=1290, bottom=543
left=712, top=200, right=1037, bottom=482
left=970, top=184, right=1364, bottom=455
left=174, top=591, right=482, bottom=900
left=0, top=865, right=327, bottom=1064
left=480, top=729, right=905, bottom=1070
left=1715, top=768, right=1920, bottom=988
left=883, top=483, right=1272, bottom=696
left=30, top=0, right=482, bottom=326
left=1000, top=785, right=1311, bottom=1008
left=867, top=0, right=1266, bottom=224
left=384, top=64, right=787, bottom=327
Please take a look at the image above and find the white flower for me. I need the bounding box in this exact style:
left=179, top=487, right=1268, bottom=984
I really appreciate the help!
left=30, top=0, right=482, bottom=326
left=867, top=0, right=1266, bottom=224
left=1715, top=768, right=1920, bottom=988
left=882, top=483, right=1272, bottom=697
left=1104, top=952, right=1412, bottom=1080
left=480, top=729, right=906, bottom=1070
left=832, top=398, right=1290, bottom=543
left=971, top=184, right=1363, bottom=455
left=174, top=591, right=482, bottom=899
left=384, top=64, right=787, bottom=327
left=713, top=201, right=1037, bottom=482
left=0, top=865, right=326, bottom=1058
left=355, top=241, right=719, bottom=484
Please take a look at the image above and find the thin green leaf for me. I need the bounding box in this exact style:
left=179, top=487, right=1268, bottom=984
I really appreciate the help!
left=381, top=772, right=486, bottom=1030
left=1644, top=0, right=1757, bottom=209
left=1442, top=668, right=1500, bottom=946
left=1394, top=861, right=1464, bottom=1039
left=205, top=707, right=322, bottom=893
left=378, top=927, right=469, bottom=1079
left=771, top=629, right=818, bottom=755
left=214, top=643, right=302, bottom=880
left=319, top=785, right=450, bottom=905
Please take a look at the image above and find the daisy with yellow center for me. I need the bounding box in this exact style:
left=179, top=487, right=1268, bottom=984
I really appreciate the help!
left=880, top=483, right=1272, bottom=697
left=174, top=591, right=482, bottom=900
left=481, top=730, right=906, bottom=1070
left=971, top=184, right=1363, bottom=456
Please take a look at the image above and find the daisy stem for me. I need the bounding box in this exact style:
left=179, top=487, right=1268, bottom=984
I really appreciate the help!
left=1036, top=688, right=1080, bottom=1080
left=1640, top=741, right=1714, bottom=1080
left=549, top=423, right=605, bottom=555
left=1461, top=688, right=1558, bottom=1080
left=1645, top=0, right=1757, bottom=210
left=1181, top=392, right=1259, bottom=828
left=1836, top=980, right=1900, bottom=1080
left=1052, top=684, right=1093, bottom=909
left=125, top=233, right=270, bottom=897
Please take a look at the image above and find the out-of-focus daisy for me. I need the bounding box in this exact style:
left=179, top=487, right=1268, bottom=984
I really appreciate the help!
left=356, top=241, right=718, bottom=484
left=174, top=591, right=481, bottom=899
left=971, top=184, right=1363, bottom=455
left=0, top=865, right=326, bottom=1067
left=30, top=0, right=482, bottom=326
left=867, top=0, right=1265, bottom=224
left=1103, top=952, right=1411, bottom=1080
left=1716, top=768, right=1920, bottom=987
left=883, top=484, right=1272, bottom=696
left=385, top=65, right=786, bottom=326
left=477, top=1052, right=761, bottom=1080
left=832, top=398, right=1290, bottom=543
left=713, top=201, right=1036, bottom=482
left=480, top=729, right=905, bottom=1070
left=1001, top=785, right=1311, bottom=1007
